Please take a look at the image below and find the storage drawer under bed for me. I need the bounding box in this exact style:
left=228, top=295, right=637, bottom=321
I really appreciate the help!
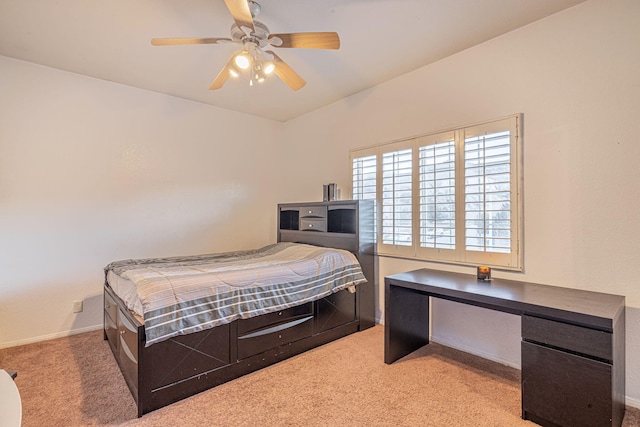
left=237, top=314, right=314, bottom=360
left=236, top=302, right=315, bottom=360
left=104, top=311, right=118, bottom=355
left=104, top=291, right=118, bottom=324
left=237, top=303, right=314, bottom=335
left=117, top=306, right=140, bottom=395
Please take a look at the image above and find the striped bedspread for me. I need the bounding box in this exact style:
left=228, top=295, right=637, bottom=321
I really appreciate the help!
left=105, top=243, right=367, bottom=347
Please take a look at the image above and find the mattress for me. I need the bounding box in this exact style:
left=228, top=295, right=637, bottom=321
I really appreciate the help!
left=107, top=269, right=144, bottom=317
left=105, top=242, right=366, bottom=346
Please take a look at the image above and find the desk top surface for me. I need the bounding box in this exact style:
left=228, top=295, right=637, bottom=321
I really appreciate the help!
left=385, top=269, right=625, bottom=331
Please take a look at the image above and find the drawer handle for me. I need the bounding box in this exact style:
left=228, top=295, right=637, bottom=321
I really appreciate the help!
left=308, top=210, right=313, bottom=214
left=308, top=224, right=313, bottom=228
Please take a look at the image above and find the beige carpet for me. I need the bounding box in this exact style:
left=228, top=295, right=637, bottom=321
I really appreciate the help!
left=1, top=326, right=638, bottom=427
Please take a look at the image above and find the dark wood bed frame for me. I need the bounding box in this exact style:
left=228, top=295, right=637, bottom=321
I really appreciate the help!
left=103, top=200, right=375, bottom=416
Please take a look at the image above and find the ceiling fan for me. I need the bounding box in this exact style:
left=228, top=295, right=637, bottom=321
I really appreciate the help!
left=151, top=0, right=340, bottom=91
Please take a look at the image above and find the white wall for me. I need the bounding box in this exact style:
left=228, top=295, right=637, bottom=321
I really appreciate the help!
left=0, top=56, right=283, bottom=347
left=279, top=0, right=640, bottom=405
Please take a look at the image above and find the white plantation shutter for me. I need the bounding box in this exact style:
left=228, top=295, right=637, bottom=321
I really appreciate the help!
left=419, top=136, right=456, bottom=252
left=464, top=131, right=511, bottom=253
left=381, top=148, right=413, bottom=251
left=462, top=118, right=520, bottom=268
left=352, top=154, right=378, bottom=241
left=352, top=155, right=377, bottom=201
left=350, top=115, right=521, bottom=270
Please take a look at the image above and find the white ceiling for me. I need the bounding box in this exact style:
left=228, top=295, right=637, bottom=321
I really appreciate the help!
left=0, top=0, right=586, bottom=122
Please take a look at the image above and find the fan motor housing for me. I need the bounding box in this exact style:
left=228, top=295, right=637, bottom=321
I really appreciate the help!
left=231, top=20, right=270, bottom=43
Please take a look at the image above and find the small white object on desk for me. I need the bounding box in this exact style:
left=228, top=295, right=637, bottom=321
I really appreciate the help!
left=0, top=369, right=22, bottom=427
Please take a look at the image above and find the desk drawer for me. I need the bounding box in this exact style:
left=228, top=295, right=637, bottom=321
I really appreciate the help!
left=522, top=341, right=612, bottom=427
left=522, top=315, right=612, bottom=361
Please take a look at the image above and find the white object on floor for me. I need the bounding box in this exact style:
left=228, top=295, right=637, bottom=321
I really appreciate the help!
left=0, top=369, right=21, bottom=427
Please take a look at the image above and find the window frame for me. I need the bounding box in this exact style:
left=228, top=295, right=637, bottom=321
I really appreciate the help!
left=350, top=114, right=523, bottom=271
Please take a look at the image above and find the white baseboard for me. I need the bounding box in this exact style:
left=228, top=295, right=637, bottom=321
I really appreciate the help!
left=0, top=324, right=103, bottom=350
left=626, top=396, right=640, bottom=409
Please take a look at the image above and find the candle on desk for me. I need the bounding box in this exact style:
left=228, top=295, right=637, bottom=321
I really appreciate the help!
left=477, top=266, right=491, bottom=281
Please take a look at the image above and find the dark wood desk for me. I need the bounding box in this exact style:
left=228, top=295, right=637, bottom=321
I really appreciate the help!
left=384, top=269, right=626, bottom=427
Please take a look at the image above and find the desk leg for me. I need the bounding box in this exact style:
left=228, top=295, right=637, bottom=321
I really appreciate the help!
left=384, top=281, right=430, bottom=364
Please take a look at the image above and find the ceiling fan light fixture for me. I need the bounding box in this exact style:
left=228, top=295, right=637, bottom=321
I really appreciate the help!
left=248, top=1, right=261, bottom=18
left=252, top=64, right=266, bottom=82
left=263, top=61, right=275, bottom=75
left=234, top=52, right=250, bottom=69
left=152, top=0, right=337, bottom=91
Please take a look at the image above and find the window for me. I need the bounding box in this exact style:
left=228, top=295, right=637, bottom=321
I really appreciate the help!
left=351, top=115, right=522, bottom=270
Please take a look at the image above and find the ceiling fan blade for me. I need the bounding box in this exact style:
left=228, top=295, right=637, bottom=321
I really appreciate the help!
left=266, top=50, right=306, bottom=91
left=151, top=37, right=232, bottom=46
left=209, top=56, right=237, bottom=90
left=223, top=0, right=254, bottom=34
left=268, top=32, right=340, bottom=50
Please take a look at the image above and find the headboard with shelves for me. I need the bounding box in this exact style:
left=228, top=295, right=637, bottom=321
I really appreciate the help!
left=277, top=200, right=376, bottom=328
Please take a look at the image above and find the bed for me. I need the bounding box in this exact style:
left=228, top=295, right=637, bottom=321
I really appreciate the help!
left=103, top=200, right=375, bottom=416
